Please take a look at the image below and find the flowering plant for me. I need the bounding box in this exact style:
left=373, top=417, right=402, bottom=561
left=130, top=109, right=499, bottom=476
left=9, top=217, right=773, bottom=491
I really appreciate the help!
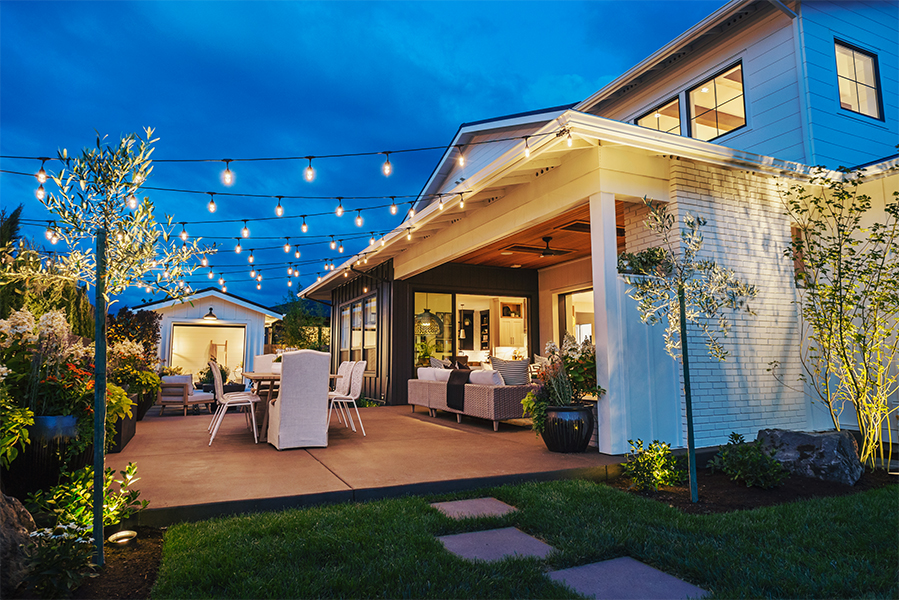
left=544, top=333, right=605, bottom=401
left=22, top=523, right=97, bottom=598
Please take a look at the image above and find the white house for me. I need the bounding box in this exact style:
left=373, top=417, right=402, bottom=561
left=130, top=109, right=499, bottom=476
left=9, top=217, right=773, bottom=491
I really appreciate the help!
left=300, top=0, right=898, bottom=453
left=137, top=287, right=283, bottom=383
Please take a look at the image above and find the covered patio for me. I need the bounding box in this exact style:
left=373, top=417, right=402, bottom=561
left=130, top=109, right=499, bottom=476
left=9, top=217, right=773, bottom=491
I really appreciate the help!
left=110, top=405, right=623, bottom=527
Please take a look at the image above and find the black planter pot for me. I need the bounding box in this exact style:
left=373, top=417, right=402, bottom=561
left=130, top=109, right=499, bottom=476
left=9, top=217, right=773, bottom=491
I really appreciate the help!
left=0, top=416, right=93, bottom=500
left=108, top=404, right=137, bottom=454
left=541, top=405, right=594, bottom=453
left=135, top=391, right=155, bottom=421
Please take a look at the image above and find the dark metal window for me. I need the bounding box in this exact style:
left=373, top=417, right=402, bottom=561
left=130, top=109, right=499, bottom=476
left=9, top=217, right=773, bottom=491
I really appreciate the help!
left=835, top=41, right=881, bottom=119
left=689, top=63, right=746, bottom=141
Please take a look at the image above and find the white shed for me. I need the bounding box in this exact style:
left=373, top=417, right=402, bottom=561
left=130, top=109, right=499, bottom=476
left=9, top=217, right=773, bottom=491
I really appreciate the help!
left=137, top=288, right=283, bottom=383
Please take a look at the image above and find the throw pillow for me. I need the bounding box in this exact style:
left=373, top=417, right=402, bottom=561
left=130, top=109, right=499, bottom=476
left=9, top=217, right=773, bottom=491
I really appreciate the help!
left=429, top=357, right=449, bottom=369
left=468, top=369, right=505, bottom=386
left=489, top=356, right=529, bottom=385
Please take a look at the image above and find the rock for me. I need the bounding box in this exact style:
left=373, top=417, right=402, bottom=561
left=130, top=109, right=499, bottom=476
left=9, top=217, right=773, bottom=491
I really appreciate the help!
left=1, top=492, right=36, bottom=597
left=756, top=429, right=864, bottom=485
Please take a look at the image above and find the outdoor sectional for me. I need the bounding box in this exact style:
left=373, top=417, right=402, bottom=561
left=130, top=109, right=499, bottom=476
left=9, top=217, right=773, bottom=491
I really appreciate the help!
left=408, top=367, right=531, bottom=431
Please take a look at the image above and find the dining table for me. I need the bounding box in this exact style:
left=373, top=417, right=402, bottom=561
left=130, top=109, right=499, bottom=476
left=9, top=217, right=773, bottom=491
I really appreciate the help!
left=242, top=371, right=342, bottom=443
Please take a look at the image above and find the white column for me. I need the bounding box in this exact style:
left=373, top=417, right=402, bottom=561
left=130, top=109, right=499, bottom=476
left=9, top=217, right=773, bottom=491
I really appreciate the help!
left=589, top=192, right=627, bottom=455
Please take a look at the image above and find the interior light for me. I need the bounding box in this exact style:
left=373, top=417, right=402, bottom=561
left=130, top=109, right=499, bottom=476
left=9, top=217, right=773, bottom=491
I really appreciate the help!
left=301, top=217, right=308, bottom=233
left=335, top=198, right=344, bottom=217
left=390, top=197, right=398, bottom=215
left=355, top=210, right=363, bottom=227
left=382, top=152, right=392, bottom=176
left=241, top=220, right=250, bottom=238
left=275, top=196, right=284, bottom=217
left=284, top=238, right=291, bottom=253
left=221, top=159, right=234, bottom=186
left=524, top=136, right=531, bottom=158
left=207, top=192, right=217, bottom=213
left=363, top=286, right=368, bottom=293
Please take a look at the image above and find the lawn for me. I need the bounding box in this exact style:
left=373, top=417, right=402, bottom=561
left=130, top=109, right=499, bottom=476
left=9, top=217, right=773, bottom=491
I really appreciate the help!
left=152, top=479, right=898, bottom=599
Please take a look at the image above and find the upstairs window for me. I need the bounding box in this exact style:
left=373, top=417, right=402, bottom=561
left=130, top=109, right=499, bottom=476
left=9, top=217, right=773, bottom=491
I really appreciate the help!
left=835, top=42, right=881, bottom=119
left=637, top=97, right=681, bottom=135
left=689, top=63, right=746, bottom=141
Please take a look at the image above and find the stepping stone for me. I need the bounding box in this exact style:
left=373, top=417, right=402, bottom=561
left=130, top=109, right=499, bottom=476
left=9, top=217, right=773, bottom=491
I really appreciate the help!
left=549, top=556, right=709, bottom=599
left=438, top=527, right=553, bottom=562
left=431, top=497, right=518, bottom=519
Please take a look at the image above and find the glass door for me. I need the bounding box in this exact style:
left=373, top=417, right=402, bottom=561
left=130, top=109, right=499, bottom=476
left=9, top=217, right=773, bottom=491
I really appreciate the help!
left=413, top=292, right=453, bottom=367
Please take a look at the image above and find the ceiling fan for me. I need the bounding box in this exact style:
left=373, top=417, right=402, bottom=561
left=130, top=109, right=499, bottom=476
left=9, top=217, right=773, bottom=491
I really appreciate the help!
left=540, top=237, right=567, bottom=257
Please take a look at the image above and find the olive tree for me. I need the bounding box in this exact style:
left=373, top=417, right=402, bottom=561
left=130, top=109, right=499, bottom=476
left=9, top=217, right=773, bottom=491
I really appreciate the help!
left=773, top=167, right=898, bottom=469
left=619, top=198, right=757, bottom=502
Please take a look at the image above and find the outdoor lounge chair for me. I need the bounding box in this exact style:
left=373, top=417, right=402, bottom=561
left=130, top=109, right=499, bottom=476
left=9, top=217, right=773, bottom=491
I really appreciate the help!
left=267, top=349, right=331, bottom=449
left=157, top=375, right=215, bottom=416
left=208, top=360, right=261, bottom=445
left=328, top=360, right=367, bottom=436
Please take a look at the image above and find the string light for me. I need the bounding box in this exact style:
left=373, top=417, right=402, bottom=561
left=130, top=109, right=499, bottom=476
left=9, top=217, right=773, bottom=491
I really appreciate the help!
left=288, top=279, right=292, bottom=287
left=317, top=273, right=321, bottom=282
left=283, top=238, right=291, bottom=253
left=241, top=220, right=250, bottom=238
left=208, top=269, right=214, bottom=279
left=369, top=233, right=376, bottom=246
left=145, top=285, right=152, bottom=293
left=275, top=196, right=284, bottom=217
left=458, top=193, right=465, bottom=209
left=295, top=245, right=301, bottom=259
left=355, top=210, right=363, bottom=227
left=36, top=184, right=45, bottom=201
left=382, top=152, right=392, bottom=176
left=257, top=283, right=261, bottom=290
left=128, top=194, right=138, bottom=209
left=524, top=136, right=531, bottom=158
left=406, top=227, right=412, bottom=241
left=36, top=158, right=48, bottom=183
left=221, top=159, right=234, bottom=186
left=390, top=197, right=398, bottom=215
left=287, top=265, right=293, bottom=275
left=567, top=130, right=573, bottom=147
left=248, top=250, right=255, bottom=264
left=163, top=270, right=170, bottom=279
left=457, top=145, right=465, bottom=167
left=201, top=256, right=208, bottom=267
left=45, top=222, right=54, bottom=240
left=207, top=192, right=217, bottom=213
left=381, top=235, right=385, bottom=247
left=179, top=224, right=188, bottom=241
left=408, top=202, right=416, bottom=218
left=438, top=194, right=444, bottom=210
left=304, top=157, right=315, bottom=182
left=301, top=216, right=308, bottom=233
left=343, top=270, right=348, bottom=278
left=234, top=239, right=242, bottom=253
left=363, top=286, right=368, bottom=293
left=330, top=236, right=336, bottom=250
left=222, top=285, right=227, bottom=292
left=250, top=268, right=257, bottom=278
left=257, top=274, right=262, bottom=282
left=335, top=198, right=344, bottom=217
left=293, top=267, right=299, bottom=277
left=338, top=240, right=344, bottom=253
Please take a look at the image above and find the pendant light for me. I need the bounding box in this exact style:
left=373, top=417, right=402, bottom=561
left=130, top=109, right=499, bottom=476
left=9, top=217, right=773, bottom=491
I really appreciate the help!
left=414, top=293, right=444, bottom=335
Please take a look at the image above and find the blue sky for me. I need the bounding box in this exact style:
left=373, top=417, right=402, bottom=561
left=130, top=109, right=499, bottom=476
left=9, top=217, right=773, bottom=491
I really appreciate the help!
left=1, top=0, right=723, bottom=309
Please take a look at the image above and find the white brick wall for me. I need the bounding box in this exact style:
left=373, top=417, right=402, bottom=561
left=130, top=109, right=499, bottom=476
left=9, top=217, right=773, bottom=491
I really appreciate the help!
left=660, top=158, right=806, bottom=448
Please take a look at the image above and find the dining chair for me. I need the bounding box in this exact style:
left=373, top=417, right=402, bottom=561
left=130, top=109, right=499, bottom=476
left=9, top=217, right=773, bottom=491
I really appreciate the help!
left=208, top=360, right=261, bottom=445
left=267, top=349, right=330, bottom=449
left=328, top=361, right=355, bottom=426
left=328, top=360, right=367, bottom=436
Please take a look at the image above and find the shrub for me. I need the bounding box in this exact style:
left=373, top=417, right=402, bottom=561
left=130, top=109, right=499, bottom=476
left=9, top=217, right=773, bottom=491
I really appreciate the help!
left=623, top=439, right=685, bottom=491
left=708, top=432, right=787, bottom=489
left=22, top=523, right=97, bottom=598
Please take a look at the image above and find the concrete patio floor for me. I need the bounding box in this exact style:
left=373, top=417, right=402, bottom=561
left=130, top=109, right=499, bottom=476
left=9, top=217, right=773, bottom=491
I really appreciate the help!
left=111, top=405, right=623, bottom=526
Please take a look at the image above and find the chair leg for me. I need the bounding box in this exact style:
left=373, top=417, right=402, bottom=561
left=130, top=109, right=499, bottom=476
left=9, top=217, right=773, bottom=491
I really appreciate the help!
left=209, top=404, right=224, bottom=433
left=209, top=407, right=226, bottom=446
left=351, top=401, right=365, bottom=436
left=249, top=403, right=258, bottom=444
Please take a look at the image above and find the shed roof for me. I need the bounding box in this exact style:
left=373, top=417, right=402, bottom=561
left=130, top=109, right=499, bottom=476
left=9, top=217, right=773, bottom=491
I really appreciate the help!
left=135, top=287, right=284, bottom=322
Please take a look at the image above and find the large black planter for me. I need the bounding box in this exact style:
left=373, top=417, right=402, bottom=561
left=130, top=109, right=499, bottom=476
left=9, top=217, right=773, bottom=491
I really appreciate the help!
left=541, top=405, right=594, bottom=453
left=0, top=415, right=92, bottom=500
left=135, top=390, right=155, bottom=421
left=108, top=400, right=137, bottom=454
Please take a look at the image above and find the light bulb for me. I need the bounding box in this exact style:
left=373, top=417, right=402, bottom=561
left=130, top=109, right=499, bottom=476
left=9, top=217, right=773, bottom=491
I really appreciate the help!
left=180, top=225, right=188, bottom=241
left=45, top=224, right=53, bottom=240
left=330, top=236, right=336, bottom=250
left=284, top=239, right=291, bottom=253
left=406, top=228, right=412, bottom=241
left=222, top=285, right=227, bottom=292
left=295, top=247, right=301, bottom=259
left=301, top=217, right=308, bottom=233
left=369, top=234, right=376, bottom=246
left=338, top=241, right=344, bottom=253
left=275, top=197, right=284, bottom=217
left=287, top=265, right=293, bottom=275
left=355, top=211, right=363, bottom=227
left=221, top=160, right=234, bottom=186
left=49, top=232, right=58, bottom=245
left=241, top=221, right=249, bottom=238
left=128, top=195, right=138, bottom=209
left=117, top=232, right=124, bottom=241
left=409, top=203, right=415, bottom=218
left=293, top=268, right=299, bottom=277
left=36, top=160, right=48, bottom=183
left=257, top=274, right=262, bottom=282
left=36, top=185, right=46, bottom=201
left=458, top=147, right=465, bottom=167
left=235, top=240, right=242, bottom=253
left=382, top=153, right=392, bottom=176
left=248, top=251, right=254, bottom=264
left=145, top=286, right=152, bottom=293
left=381, top=236, right=385, bottom=247
left=317, top=273, right=321, bottom=282
left=567, top=130, right=573, bottom=147
left=201, top=256, right=208, bottom=267
left=207, top=193, right=217, bottom=213
left=305, top=158, right=315, bottom=182
left=390, top=198, right=398, bottom=215
left=439, top=195, right=444, bottom=210
left=364, top=255, right=368, bottom=264
left=163, top=270, right=170, bottom=279
left=343, top=271, right=348, bottom=278
left=524, top=137, right=531, bottom=158
left=701, top=86, right=709, bottom=93
left=363, top=287, right=368, bottom=293
left=250, top=269, right=257, bottom=278
left=335, top=198, right=344, bottom=217
left=257, top=283, right=261, bottom=290
left=208, top=270, right=214, bottom=279
left=288, top=279, right=292, bottom=287
left=459, top=194, right=465, bottom=209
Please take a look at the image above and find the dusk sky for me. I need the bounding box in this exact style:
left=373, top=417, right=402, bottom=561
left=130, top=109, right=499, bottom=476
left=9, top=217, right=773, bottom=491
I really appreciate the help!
left=1, top=0, right=723, bottom=310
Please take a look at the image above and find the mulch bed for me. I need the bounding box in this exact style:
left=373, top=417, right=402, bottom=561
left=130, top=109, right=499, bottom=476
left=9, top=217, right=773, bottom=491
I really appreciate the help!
left=65, top=469, right=897, bottom=599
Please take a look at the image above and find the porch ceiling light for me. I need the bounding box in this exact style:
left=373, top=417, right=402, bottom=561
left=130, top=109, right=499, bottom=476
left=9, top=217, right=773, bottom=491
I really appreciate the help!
left=203, top=307, right=218, bottom=321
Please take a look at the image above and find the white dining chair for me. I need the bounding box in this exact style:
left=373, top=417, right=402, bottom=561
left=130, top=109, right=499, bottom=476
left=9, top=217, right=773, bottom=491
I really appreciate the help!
left=328, top=361, right=354, bottom=426
left=267, top=349, right=331, bottom=449
left=208, top=360, right=261, bottom=445
left=328, top=360, right=367, bottom=436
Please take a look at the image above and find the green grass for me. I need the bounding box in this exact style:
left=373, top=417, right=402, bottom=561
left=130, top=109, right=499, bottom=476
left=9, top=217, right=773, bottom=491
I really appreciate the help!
left=151, top=480, right=898, bottom=599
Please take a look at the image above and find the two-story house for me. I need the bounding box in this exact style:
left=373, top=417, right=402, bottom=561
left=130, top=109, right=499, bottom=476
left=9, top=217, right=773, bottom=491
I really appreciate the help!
left=300, top=0, right=898, bottom=454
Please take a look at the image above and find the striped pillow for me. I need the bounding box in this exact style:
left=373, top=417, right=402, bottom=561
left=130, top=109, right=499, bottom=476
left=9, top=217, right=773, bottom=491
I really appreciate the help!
left=430, top=357, right=450, bottom=369
left=489, top=357, right=529, bottom=385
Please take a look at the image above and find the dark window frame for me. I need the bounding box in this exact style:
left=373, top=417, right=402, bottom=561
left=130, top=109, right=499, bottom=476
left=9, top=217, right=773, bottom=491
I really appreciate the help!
left=636, top=96, right=682, bottom=135
left=834, top=39, right=884, bottom=122
left=688, top=61, right=747, bottom=142
left=338, top=293, right=377, bottom=371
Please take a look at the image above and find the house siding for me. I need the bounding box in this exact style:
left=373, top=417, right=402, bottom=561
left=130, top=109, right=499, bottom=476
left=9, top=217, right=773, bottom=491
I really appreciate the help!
left=668, top=158, right=807, bottom=448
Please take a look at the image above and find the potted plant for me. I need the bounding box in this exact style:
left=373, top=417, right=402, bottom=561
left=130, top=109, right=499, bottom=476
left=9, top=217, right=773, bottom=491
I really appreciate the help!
left=521, top=334, right=605, bottom=453
left=108, top=339, right=160, bottom=421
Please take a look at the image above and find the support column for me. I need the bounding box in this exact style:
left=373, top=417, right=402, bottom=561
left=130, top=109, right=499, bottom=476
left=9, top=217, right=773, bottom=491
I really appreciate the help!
left=589, top=192, right=627, bottom=455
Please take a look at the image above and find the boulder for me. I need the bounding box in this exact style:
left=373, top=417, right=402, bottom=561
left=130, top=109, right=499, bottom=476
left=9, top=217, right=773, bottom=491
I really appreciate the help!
left=756, top=429, right=864, bottom=485
left=1, top=492, right=36, bottom=597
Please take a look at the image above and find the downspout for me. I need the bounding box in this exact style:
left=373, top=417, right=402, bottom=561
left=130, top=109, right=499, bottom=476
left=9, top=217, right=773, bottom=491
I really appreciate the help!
left=788, top=1, right=816, bottom=164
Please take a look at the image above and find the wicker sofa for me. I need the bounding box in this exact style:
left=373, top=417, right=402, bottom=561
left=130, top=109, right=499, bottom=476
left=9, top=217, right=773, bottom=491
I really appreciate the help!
left=408, top=368, right=531, bottom=431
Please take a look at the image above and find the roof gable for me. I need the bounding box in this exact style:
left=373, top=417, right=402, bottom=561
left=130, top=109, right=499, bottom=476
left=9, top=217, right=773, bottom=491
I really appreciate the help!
left=135, top=287, right=284, bottom=320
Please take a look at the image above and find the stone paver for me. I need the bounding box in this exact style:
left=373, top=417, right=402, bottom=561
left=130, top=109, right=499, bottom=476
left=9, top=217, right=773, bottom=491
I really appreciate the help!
left=431, top=497, right=518, bottom=519
left=549, top=556, right=709, bottom=599
left=437, top=527, right=553, bottom=561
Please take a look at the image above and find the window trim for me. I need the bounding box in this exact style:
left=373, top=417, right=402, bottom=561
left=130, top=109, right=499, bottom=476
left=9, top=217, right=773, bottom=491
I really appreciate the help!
left=688, top=61, right=747, bottom=142
left=339, top=293, right=377, bottom=371
left=635, top=96, right=682, bottom=135
left=834, top=39, right=884, bottom=122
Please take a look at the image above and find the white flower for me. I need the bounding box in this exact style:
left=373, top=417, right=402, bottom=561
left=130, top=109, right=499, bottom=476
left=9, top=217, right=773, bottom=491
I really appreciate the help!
left=0, top=308, right=37, bottom=348
left=0, top=364, right=8, bottom=382
left=111, top=339, right=145, bottom=359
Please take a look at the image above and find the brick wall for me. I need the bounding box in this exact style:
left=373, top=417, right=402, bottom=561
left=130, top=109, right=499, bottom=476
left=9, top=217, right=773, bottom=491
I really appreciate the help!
left=661, top=158, right=806, bottom=448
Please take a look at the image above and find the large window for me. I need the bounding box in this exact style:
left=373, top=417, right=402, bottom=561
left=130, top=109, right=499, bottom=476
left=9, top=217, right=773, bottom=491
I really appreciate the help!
left=689, top=63, right=745, bottom=141
left=835, top=42, right=881, bottom=119
left=340, top=296, right=376, bottom=368
left=636, top=97, right=681, bottom=135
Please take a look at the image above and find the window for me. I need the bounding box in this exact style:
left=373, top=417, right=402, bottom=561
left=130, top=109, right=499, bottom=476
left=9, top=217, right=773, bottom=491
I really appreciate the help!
left=835, top=42, right=881, bottom=119
left=364, top=297, right=377, bottom=368
left=340, top=296, right=376, bottom=368
left=689, top=63, right=745, bottom=141
left=637, top=97, right=681, bottom=135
